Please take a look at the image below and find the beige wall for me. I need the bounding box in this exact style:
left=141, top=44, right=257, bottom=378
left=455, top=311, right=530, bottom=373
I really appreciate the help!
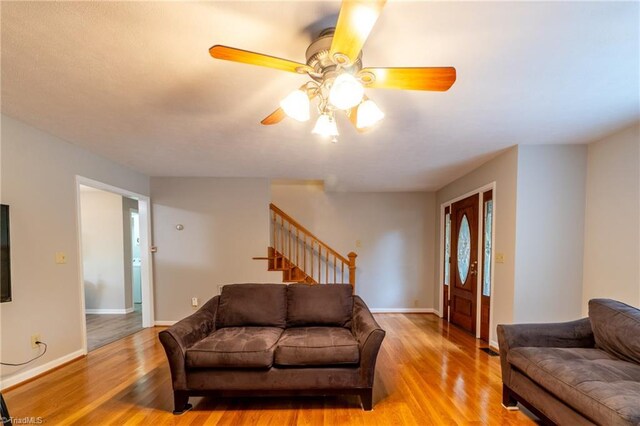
left=80, top=188, right=127, bottom=311
left=435, top=147, right=519, bottom=345
left=582, top=122, right=640, bottom=312
left=0, top=115, right=149, bottom=389
left=271, top=183, right=436, bottom=310
left=514, top=145, right=587, bottom=322
left=151, top=177, right=278, bottom=322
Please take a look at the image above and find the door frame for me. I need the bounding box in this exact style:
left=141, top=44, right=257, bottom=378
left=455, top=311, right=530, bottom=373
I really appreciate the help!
left=129, top=208, right=142, bottom=305
left=438, top=182, right=496, bottom=341
left=75, top=176, right=155, bottom=355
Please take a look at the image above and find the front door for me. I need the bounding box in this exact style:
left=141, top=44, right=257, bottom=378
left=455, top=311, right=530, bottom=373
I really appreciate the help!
left=450, top=193, right=479, bottom=334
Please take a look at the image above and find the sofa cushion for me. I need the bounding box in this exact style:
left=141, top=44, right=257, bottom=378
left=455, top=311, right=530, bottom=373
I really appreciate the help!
left=274, top=327, right=359, bottom=366
left=589, top=298, right=640, bottom=364
left=216, top=284, right=287, bottom=328
left=509, top=346, right=640, bottom=426
left=286, top=284, right=353, bottom=327
left=186, top=327, right=283, bottom=369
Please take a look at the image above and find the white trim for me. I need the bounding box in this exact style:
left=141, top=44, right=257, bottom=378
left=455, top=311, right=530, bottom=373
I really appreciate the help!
left=488, top=189, right=497, bottom=346
left=0, top=349, right=85, bottom=391
left=369, top=308, right=437, bottom=314
left=439, top=182, right=497, bottom=341
left=438, top=203, right=446, bottom=318
left=154, top=320, right=177, bottom=326
left=85, top=307, right=134, bottom=314
left=476, top=192, right=484, bottom=339
left=490, top=340, right=499, bottom=350
left=443, top=183, right=496, bottom=207
left=75, top=176, right=155, bottom=357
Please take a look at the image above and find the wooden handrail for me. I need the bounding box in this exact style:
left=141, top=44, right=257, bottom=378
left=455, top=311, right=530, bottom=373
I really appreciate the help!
left=269, top=203, right=356, bottom=289
left=270, top=203, right=349, bottom=265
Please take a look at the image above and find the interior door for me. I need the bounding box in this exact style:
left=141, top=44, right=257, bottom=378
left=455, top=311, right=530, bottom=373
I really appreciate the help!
left=450, top=193, right=479, bottom=334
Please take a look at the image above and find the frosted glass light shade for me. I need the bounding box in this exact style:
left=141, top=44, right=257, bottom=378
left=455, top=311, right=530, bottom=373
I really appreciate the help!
left=356, top=99, right=385, bottom=128
left=329, top=73, right=364, bottom=110
left=312, top=114, right=339, bottom=137
left=280, top=90, right=310, bottom=122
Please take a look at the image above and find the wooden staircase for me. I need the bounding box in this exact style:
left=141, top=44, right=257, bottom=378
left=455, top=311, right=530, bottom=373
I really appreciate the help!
left=256, top=204, right=357, bottom=291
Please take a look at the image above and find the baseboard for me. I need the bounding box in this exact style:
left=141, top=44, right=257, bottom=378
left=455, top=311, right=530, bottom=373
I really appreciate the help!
left=369, top=308, right=437, bottom=314
left=85, top=307, right=134, bottom=314
left=0, top=349, right=85, bottom=391
left=154, top=320, right=177, bottom=326
left=490, top=340, right=500, bottom=351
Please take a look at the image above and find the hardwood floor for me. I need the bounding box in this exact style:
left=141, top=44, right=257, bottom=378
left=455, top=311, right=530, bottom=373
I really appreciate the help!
left=86, top=304, right=142, bottom=352
left=4, top=314, right=537, bottom=425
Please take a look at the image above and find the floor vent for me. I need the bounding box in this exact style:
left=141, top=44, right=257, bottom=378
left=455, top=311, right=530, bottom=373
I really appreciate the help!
left=480, top=347, right=499, bottom=356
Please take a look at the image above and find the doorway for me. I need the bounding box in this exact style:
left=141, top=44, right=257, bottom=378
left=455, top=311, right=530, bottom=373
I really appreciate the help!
left=130, top=210, right=142, bottom=308
left=441, top=185, right=495, bottom=343
left=75, top=176, right=154, bottom=354
left=79, top=186, right=142, bottom=351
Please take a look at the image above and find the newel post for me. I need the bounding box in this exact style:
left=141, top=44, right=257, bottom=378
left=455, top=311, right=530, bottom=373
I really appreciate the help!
left=348, top=252, right=358, bottom=292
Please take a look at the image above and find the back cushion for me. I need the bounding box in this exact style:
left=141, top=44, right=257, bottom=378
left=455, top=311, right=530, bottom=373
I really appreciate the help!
left=216, top=284, right=287, bottom=328
left=589, top=298, right=640, bottom=364
left=287, top=284, right=353, bottom=327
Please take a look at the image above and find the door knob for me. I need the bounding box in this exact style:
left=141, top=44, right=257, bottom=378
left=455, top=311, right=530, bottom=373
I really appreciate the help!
left=470, top=261, right=478, bottom=275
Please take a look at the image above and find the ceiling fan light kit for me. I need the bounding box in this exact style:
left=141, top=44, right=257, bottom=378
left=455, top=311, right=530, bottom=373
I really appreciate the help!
left=209, top=0, right=456, bottom=143
left=328, top=73, right=365, bottom=110
left=312, top=113, right=340, bottom=143
left=279, top=89, right=310, bottom=122
left=356, top=98, right=385, bottom=129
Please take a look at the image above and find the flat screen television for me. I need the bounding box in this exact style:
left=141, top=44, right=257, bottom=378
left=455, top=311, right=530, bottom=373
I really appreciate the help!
left=1, top=204, right=11, bottom=303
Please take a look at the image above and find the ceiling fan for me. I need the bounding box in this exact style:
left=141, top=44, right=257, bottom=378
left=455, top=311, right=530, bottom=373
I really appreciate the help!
left=209, top=0, right=456, bottom=143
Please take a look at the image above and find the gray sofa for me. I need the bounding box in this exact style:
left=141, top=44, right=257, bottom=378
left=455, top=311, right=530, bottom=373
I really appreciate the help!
left=498, top=299, right=640, bottom=425
left=159, top=283, right=385, bottom=414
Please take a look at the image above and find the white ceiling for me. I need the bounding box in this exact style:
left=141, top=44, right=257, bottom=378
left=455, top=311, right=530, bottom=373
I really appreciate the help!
left=2, top=1, right=638, bottom=191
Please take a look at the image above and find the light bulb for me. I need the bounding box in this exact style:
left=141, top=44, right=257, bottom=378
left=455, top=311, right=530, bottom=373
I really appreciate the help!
left=312, top=114, right=339, bottom=137
left=329, top=73, right=364, bottom=110
left=280, top=89, right=310, bottom=122
left=356, top=99, right=385, bottom=129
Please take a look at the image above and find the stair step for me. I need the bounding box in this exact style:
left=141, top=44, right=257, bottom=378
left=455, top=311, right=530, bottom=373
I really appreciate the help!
left=266, top=246, right=319, bottom=285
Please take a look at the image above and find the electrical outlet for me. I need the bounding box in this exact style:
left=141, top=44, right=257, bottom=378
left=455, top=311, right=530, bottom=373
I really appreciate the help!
left=31, top=334, right=41, bottom=349
left=495, top=253, right=505, bottom=264
left=191, top=297, right=198, bottom=307
left=355, top=240, right=362, bottom=248
left=413, top=299, right=419, bottom=307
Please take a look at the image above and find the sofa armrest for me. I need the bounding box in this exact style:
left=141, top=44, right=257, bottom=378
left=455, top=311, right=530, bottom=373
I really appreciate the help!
left=351, top=296, right=386, bottom=386
left=497, top=318, right=594, bottom=384
left=159, top=295, right=219, bottom=390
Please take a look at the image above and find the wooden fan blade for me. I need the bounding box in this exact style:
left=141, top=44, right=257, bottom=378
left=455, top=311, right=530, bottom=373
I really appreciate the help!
left=210, top=45, right=307, bottom=74
left=330, top=0, right=386, bottom=65
left=360, top=67, right=457, bottom=91
left=261, top=108, right=286, bottom=125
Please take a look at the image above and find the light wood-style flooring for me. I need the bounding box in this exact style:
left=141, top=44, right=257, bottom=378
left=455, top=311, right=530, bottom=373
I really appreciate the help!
left=85, top=304, right=142, bottom=352
left=5, top=314, right=537, bottom=425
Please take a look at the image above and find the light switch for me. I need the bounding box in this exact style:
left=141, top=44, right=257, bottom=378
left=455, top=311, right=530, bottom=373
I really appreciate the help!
left=55, top=252, right=67, bottom=264
left=495, top=253, right=505, bottom=264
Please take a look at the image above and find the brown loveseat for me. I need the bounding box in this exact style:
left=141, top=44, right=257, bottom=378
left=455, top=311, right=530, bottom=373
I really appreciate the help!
left=159, top=283, right=385, bottom=414
left=498, top=299, right=640, bottom=425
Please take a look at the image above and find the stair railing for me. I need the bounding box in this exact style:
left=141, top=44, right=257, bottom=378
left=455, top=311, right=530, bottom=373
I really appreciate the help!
left=270, top=203, right=356, bottom=290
